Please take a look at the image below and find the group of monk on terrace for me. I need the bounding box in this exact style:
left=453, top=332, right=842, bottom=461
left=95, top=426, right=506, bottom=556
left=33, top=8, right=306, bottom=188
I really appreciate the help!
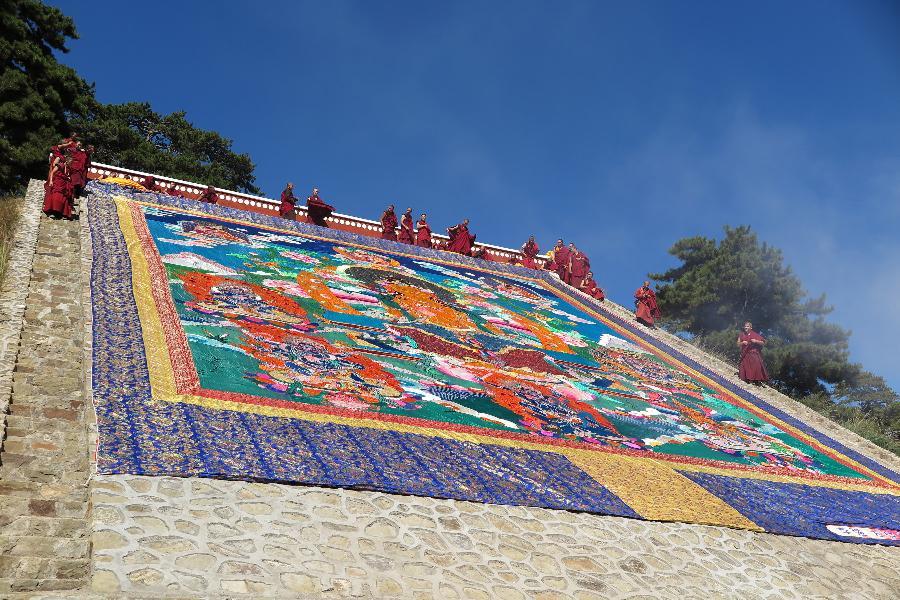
left=41, top=138, right=770, bottom=386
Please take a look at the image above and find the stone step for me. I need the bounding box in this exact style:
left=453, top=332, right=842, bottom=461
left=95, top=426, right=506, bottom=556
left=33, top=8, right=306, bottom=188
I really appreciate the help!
left=0, top=535, right=90, bottom=559
left=0, top=576, right=84, bottom=594
left=0, top=452, right=36, bottom=469
left=0, top=494, right=90, bottom=522
left=2, top=414, right=34, bottom=431
left=0, top=461, right=89, bottom=484
left=0, top=481, right=45, bottom=497
left=0, top=556, right=89, bottom=580
left=1, top=515, right=87, bottom=538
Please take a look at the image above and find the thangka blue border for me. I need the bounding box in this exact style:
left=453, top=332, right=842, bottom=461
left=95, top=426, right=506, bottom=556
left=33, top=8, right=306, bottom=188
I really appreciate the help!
left=86, top=181, right=900, bottom=486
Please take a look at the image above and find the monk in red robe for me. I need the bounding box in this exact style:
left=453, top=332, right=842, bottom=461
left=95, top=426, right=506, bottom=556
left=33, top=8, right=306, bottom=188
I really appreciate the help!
left=166, top=183, right=183, bottom=197
left=380, top=205, right=398, bottom=240
left=738, top=322, right=770, bottom=384
left=306, top=187, right=333, bottom=226
left=521, top=236, right=539, bottom=268
left=415, top=213, right=432, bottom=248
left=568, top=246, right=590, bottom=288
left=279, top=182, right=297, bottom=219
left=69, top=144, right=87, bottom=196
left=634, top=281, right=661, bottom=327
left=42, top=157, right=74, bottom=219
left=447, top=219, right=476, bottom=255
left=198, top=185, right=218, bottom=204
left=68, top=143, right=91, bottom=197
left=553, top=241, right=571, bottom=282
left=398, top=208, right=414, bottom=244
left=471, top=246, right=488, bottom=260
left=580, top=272, right=605, bottom=301
left=142, top=175, right=160, bottom=192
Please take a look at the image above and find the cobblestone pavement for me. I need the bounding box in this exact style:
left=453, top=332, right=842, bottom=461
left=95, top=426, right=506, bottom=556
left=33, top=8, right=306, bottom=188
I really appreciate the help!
left=0, top=207, right=90, bottom=594
left=86, top=474, right=900, bottom=599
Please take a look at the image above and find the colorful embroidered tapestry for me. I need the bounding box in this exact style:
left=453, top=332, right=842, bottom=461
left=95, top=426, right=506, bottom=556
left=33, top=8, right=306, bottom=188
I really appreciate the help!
left=88, top=182, right=900, bottom=545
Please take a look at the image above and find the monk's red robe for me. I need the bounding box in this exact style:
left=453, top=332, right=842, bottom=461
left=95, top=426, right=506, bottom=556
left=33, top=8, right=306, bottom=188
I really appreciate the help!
left=415, top=220, right=432, bottom=247
left=739, top=331, right=770, bottom=383
left=580, top=277, right=605, bottom=301
left=521, top=240, right=539, bottom=268
left=142, top=176, right=158, bottom=192
left=42, top=166, right=73, bottom=219
left=381, top=209, right=398, bottom=240
left=553, top=246, right=571, bottom=282
left=568, top=252, right=590, bottom=288
left=398, top=213, right=414, bottom=244
left=447, top=223, right=475, bottom=255
left=166, top=184, right=182, bottom=197
left=49, top=145, right=66, bottom=161
left=634, top=286, right=661, bottom=326
left=68, top=148, right=89, bottom=195
left=198, top=188, right=218, bottom=204
left=306, top=194, right=333, bottom=227
left=279, top=188, right=297, bottom=218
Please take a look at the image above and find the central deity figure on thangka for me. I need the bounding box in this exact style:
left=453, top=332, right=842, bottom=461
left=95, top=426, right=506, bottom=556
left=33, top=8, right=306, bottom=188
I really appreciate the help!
left=138, top=206, right=860, bottom=477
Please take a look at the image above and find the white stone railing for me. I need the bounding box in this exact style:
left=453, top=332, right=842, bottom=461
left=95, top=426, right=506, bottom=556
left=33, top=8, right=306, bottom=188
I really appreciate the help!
left=87, top=162, right=548, bottom=265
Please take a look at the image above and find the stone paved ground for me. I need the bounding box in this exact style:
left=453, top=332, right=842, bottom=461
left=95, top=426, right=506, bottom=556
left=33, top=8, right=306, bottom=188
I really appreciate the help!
left=0, top=205, right=91, bottom=594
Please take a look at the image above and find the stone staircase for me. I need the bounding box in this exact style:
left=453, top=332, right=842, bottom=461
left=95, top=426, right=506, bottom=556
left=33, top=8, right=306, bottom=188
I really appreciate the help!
left=0, top=211, right=91, bottom=594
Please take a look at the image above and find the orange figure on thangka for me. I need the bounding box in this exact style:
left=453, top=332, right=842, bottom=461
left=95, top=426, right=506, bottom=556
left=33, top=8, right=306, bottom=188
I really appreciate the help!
left=88, top=180, right=900, bottom=546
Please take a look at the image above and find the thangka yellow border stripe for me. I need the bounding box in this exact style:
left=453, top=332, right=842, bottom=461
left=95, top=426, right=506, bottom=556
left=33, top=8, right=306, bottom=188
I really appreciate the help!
left=113, top=196, right=899, bottom=494
left=565, top=450, right=763, bottom=530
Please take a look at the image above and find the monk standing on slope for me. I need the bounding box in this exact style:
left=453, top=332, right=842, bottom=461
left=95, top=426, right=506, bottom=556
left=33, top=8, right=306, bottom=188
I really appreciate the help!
left=521, top=236, right=539, bottom=268
left=447, top=219, right=476, bottom=255
left=279, top=182, right=297, bottom=219
left=380, top=205, right=398, bottom=240
left=738, top=322, right=770, bottom=385
left=554, top=242, right=572, bottom=282
left=568, top=245, right=591, bottom=288
left=306, top=187, right=333, bottom=227
left=415, top=213, right=432, bottom=248
left=634, top=281, right=661, bottom=327
left=398, top=208, right=415, bottom=244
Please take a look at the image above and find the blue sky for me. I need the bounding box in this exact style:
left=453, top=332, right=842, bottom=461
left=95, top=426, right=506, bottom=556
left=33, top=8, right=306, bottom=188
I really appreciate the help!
left=52, top=0, right=900, bottom=391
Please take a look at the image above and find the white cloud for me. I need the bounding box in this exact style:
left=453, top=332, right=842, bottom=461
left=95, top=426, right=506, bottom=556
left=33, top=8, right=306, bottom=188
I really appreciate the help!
left=580, top=104, right=900, bottom=390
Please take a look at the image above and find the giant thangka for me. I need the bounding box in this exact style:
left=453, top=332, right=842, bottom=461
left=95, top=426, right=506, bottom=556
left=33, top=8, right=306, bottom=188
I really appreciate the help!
left=87, top=181, right=900, bottom=545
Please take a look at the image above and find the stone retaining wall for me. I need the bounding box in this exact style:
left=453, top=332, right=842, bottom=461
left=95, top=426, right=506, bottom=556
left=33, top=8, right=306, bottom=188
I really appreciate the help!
left=89, top=474, right=900, bottom=599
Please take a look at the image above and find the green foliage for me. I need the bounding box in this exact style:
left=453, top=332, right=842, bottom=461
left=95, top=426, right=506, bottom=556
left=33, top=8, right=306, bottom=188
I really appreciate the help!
left=651, top=226, right=856, bottom=397
left=70, top=102, right=258, bottom=193
left=652, top=225, right=899, bottom=455
left=0, top=0, right=93, bottom=193
left=0, top=1, right=258, bottom=194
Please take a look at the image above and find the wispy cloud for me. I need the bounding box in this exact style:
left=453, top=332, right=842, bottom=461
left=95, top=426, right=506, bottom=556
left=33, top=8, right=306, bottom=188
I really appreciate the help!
left=581, top=104, right=900, bottom=389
